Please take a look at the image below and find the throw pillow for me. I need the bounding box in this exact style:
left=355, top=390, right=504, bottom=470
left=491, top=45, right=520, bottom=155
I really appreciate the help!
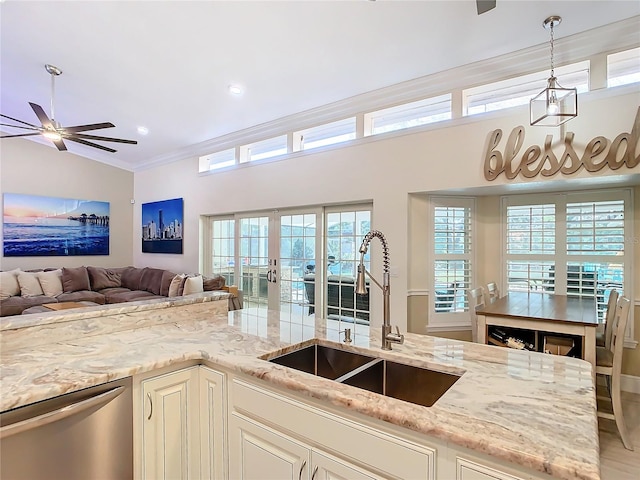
left=0, top=268, right=21, bottom=300
left=37, top=269, right=63, bottom=297
left=87, top=266, right=121, bottom=291
left=62, top=266, right=91, bottom=293
left=182, top=275, right=204, bottom=295
left=17, top=271, right=44, bottom=297
left=168, top=274, right=186, bottom=297
left=203, top=275, right=226, bottom=291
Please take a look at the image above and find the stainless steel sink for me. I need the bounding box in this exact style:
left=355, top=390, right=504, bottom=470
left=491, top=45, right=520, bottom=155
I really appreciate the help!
left=266, top=343, right=461, bottom=407
left=268, top=344, right=376, bottom=380
left=340, top=358, right=460, bottom=407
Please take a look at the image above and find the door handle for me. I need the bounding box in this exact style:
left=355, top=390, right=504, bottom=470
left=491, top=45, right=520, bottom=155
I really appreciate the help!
left=311, top=465, right=319, bottom=479
left=147, top=392, right=153, bottom=420
left=271, top=269, right=277, bottom=283
left=0, top=386, right=124, bottom=439
left=266, top=269, right=272, bottom=283
left=298, top=460, right=307, bottom=480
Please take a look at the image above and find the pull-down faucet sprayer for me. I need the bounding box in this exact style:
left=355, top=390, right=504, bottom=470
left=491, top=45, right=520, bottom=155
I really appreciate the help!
left=356, top=230, right=404, bottom=350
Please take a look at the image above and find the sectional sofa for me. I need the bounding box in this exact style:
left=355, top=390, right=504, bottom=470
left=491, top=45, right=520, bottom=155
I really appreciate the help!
left=0, top=266, right=226, bottom=317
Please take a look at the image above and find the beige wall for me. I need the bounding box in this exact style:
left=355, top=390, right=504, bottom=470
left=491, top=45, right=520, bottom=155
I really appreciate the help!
left=135, top=91, right=639, bottom=329
left=0, top=138, right=134, bottom=270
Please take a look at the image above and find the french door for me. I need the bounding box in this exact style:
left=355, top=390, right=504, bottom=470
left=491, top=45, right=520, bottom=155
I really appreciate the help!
left=208, top=209, right=321, bottom=313
left=207, top=204, right=372, bottom=320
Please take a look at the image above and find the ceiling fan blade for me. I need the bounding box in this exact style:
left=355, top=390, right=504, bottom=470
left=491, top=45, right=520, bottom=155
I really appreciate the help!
left=70, top=133, right=138, bottom=144
left=63, top=122, right=115, bottom=133
left=1, top=113, right=40, bottom=129
left=29, top=102, right=55, bottom=129
left=0, top=123, right=41, bottom=131
left=0, top=133, right=41, bottom=138
left=66, top=136, right=117, bottom=153
left=476, top=0, right=496, bottom=15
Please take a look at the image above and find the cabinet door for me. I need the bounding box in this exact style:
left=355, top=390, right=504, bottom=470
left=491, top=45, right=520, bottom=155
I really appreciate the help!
left=142, top=367, right=200, bottom=480
left=229, top=413, right=310, bottom=480
left=311, top=449, right=381, bottom=480
left=199, top=366, right=226, bottom=480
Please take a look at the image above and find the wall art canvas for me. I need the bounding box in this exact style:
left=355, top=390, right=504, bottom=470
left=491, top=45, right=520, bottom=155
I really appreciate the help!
left=3, top=193, right=110, bottom=257
left=142, top=197, right=183, bottom=254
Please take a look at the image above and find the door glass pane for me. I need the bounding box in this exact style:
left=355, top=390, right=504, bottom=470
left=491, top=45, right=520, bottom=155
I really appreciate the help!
left=240, top=216, right=269, bottom=308
left=279, top=213, right=317, bottom=316
left=211, top=219, right=235, bottom=286
left=325, top=209, right=371, bottom=323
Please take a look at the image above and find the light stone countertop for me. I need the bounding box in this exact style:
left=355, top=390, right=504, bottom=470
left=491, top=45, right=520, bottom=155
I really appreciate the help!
left=0, top=302, right=599, bottom=480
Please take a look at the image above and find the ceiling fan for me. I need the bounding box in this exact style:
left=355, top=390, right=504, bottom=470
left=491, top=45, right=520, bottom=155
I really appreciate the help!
left=476, top=0, right=496, bottom=15
left=0, top=64, right=137, bottom=153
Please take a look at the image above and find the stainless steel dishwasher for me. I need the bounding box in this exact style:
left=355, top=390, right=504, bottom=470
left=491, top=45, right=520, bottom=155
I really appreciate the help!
left=1, top=377, right=133, bottom=480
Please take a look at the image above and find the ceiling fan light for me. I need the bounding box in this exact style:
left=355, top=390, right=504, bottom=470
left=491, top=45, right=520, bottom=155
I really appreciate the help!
left=43, top=130, right=62, bottom=141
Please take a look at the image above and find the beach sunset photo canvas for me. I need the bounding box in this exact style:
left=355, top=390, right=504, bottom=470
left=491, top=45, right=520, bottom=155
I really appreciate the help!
left=2, top=193, right=110, bottom=256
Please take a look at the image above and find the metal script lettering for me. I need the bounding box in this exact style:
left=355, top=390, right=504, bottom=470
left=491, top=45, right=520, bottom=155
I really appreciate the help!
left=484, top=107, right=639, bottom=181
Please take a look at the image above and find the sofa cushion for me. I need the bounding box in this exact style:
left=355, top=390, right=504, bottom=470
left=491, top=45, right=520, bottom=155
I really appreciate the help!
left=0, top=295, right=58, bottom=316
left=57, top=290, right=106, bottom=304
left=160, top=270, right=177, bottom=297
left=37, top=269, right=63, bottom=297
left=139, top=267, right=165, bottom=296
left=87, top=266, right=122, bottom=291
left=104, top=290, right=159, bottom=304
left=183, top=275, right=204, bottom=295
left=168, top=274, right=186, bottom=297
left=17, top=271, right=44, bottom=297
left=120, top=267, right=145, bottom=290
left=203, top=275, right=226, bottom=291
left=0, top=269, right=21, bottom=300
left=62, top=266, right=91, bottom=293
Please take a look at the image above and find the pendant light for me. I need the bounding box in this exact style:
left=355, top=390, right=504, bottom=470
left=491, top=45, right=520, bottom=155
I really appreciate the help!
left=530, top=16, right=578, bottom=126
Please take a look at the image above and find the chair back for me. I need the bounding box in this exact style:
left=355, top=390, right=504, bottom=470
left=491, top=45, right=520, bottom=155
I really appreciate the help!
left=486, top=282, right=499, bottom=304
left=467, top=287, right=485, bottom=343
left=609, top=297, right=631, bottom=375
left=603, top=289, right=619, bottom=350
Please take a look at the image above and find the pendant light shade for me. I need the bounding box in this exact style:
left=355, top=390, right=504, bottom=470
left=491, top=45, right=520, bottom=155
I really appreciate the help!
left=530, top=16, right=578, bottom=127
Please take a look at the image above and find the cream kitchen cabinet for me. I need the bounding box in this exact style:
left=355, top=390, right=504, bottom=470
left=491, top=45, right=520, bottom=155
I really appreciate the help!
left=229, top=377, right=435, bottom=479
left=136, top=365, right=226, bottom=480
left=141, top=366, right=201, bottom=480
left=229, top=412, right=382, bottom=480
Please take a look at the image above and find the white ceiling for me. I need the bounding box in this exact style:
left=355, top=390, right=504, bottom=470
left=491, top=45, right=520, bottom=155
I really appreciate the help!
left=1, top=1, right=639, bottom=171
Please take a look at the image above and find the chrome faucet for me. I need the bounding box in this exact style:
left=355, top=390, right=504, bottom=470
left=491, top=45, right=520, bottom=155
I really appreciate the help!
left=355, top=230, right=404, bottom=350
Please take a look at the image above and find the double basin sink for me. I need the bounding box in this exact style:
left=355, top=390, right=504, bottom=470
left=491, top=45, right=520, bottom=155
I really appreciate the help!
left=264, top=342, right=461, bottom=408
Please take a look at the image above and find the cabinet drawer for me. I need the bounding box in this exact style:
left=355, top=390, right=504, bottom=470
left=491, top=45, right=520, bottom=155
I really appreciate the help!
left=457, top=458, right=525, bottom=480
left=231, top=378, right=435, bottom=479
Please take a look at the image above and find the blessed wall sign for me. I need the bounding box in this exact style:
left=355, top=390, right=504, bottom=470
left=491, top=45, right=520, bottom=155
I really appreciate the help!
left=483, top=106, right=639, bottom=181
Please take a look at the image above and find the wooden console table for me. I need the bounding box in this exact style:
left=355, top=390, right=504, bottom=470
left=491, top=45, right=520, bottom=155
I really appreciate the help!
left=476, top=292, right=598, bottom=381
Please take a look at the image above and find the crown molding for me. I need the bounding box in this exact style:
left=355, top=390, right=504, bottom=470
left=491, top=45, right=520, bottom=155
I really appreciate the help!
left=134, top=16, right=640, bottom=172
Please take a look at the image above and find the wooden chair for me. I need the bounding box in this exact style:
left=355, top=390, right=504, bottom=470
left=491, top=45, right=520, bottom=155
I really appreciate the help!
left=596, top=296, right=633, bottom=450
left=485, top=282, right=499, bottom=304
left=596, top=289, right=619, bottom=349
left=467, top=287, right=485, bottom=343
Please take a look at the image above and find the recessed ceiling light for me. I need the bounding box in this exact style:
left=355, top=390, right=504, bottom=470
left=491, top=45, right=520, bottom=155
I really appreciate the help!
left=228, top=84, right=244, bottom=96
left=137, top=126, right=149, bottom=135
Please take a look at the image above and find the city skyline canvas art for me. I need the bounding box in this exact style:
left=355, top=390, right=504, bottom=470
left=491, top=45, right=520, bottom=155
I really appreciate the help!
left=141, top=198, right=183, bottom=254
left=3, top=193, right=110, bottom=257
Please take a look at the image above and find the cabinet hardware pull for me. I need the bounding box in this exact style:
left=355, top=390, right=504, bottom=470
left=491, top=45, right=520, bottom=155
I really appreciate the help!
left=146, top=392, right=153, bottom=420
left=298, top=460, right=307, bottom=480
left=311, top=465, right=319, bottom=479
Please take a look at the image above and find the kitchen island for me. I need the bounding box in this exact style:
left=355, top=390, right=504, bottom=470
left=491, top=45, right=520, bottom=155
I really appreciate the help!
left=0, top=300, right=599, bottom=480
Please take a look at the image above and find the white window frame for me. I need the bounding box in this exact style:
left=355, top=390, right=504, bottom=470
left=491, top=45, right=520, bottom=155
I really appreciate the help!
left=428, top=196, right=476, bottom=331
left=501, top=188, right=635, bottom=347
left=607, top=47, right=640, bottom=88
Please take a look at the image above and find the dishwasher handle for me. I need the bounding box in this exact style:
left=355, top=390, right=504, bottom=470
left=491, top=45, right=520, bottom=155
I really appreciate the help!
left=0, top=386, right=125, bottom=440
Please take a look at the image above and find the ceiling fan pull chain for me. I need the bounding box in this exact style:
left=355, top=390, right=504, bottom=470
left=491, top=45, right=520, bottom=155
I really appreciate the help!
left=50, top=71, right=56, bottom=123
